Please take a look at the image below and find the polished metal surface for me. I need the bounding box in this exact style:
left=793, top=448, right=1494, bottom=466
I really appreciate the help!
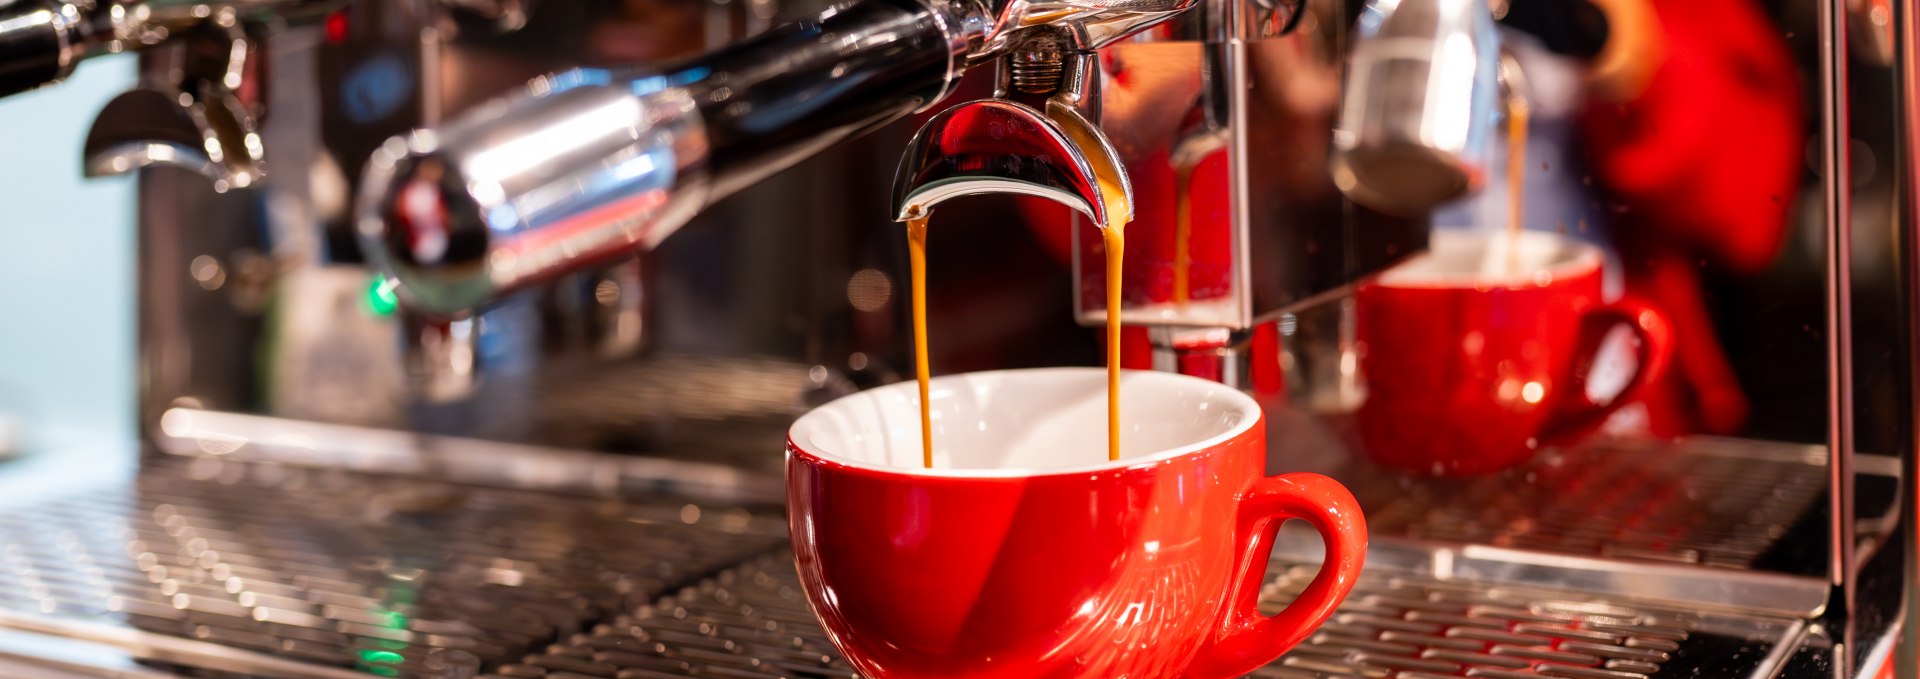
left=149, top=403, right=789, bottom=500
left=357, top=78, right=708, bottom=314
left=0, top=436, right=1832, bottom=678
left=1331, top=0, right=1503, bottom=216
left=0, top=0, right=1907, bottom=674
left=1250, top=564, right=1801, bottom=679
left=0, top=0, right=83, bottom=97
left=1338, top=437, right=1829, bottom=571
left=890, top=97, right=1125, bottom=225
left=487, top=551, right=1803, bottom=679
left=0, top=0, right=342, bottom=98
left=0, top=447, right=1834, bottom=678
left=84, top=80, right=262, bottom=191
left=0, top=458, right=786, bottom=676
left=354, top=0, right=1306, bottom=317
left=1060, top=0, right=1426, bottom=335
left=359, top=0, right=981, bottom=315
left=125, top=0, right=865, bottom=467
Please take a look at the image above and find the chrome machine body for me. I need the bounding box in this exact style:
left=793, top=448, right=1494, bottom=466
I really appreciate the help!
left=0, top=0, right=1909, bottom=677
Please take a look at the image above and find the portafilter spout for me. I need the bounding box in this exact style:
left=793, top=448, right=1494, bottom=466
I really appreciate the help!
left=891, top=99, right=1129, bottom=226
left=893, top=34, right=1130, bottom=228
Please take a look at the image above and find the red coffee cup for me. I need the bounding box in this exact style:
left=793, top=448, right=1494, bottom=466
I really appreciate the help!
left=1355, top=230, right=1673, bottom=475
left=787, top=367, right=1367, bottom=678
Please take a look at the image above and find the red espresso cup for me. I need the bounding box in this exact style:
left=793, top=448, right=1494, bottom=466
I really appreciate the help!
left=787, top=368, right=1367, bottom=678
left=1355, top=230, right=1674, bottom=475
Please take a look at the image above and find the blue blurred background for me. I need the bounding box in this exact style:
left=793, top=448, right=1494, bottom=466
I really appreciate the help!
left=0, top=57, right=137, bottom=493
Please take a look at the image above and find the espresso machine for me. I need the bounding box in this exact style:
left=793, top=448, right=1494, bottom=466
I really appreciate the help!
left=0, top=0, right=1908, bottom=676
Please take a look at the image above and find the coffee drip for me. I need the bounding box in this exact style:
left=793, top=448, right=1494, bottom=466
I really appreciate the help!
left=898, top=96, right=1134, bottom=467
left=1493, top=52, right=1532, bottom=275
left=906, top=215, right=935, bottom=468
left=905, top=164, right=1132, bottom=467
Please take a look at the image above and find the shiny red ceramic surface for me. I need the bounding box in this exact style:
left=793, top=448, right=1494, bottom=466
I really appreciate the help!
left=1355, top=231, right=1673, bottom=475
left=786, top=368, right=1366, bottom=679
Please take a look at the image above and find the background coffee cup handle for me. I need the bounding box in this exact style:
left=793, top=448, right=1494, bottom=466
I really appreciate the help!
left=1541, top=295, right=1675, bottom=440
left=1184, top=473, right=1366, bottom=679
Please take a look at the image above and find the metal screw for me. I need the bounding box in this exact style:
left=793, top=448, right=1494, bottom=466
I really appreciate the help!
left=1009, top=48, right=1064, bottom=94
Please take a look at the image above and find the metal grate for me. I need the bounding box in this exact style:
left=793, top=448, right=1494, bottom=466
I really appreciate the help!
left=0, top=451, right=1807, bottom=678
left=0, top=458, right=786, bottom=677
left=490, top=555, right=852, bottom=679
left=1344, top=438, right=1824, bottom=568
left=1253, top=565, right=1701, bottom=679
left=491, top=554, right=1790, bottom=679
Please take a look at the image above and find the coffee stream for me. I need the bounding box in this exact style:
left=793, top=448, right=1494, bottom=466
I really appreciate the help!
left=907, top=215, right=934, bottom=468
left=906, top=174, right=1133, bottom=468
left=1503, top=91, right=1530, bottom=271
left=1100, top=174, right=1130, bottom=462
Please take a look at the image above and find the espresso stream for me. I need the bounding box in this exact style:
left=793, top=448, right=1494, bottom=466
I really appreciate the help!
left=907, top=215, right=935, bottom=467
left=907, top=176, right=1132, bottom=467
left=1502, top=91, right=1531, bottom=271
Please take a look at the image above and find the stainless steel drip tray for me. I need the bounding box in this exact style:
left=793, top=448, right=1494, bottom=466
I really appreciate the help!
left=0, top=457, right=790, bottom=678
left=1325, top=436, right=1831, bottom=574
left=491, top=554, right=1802, bottom=679
left=0, top=458, right=1814, bottom=678
left=1270, top=529, right=1828, bottom=620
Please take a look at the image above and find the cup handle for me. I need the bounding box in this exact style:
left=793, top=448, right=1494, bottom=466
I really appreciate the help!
left=1184, top=473, right=1367, bottom=679
left=1539, top=295, right=1675, bottom=441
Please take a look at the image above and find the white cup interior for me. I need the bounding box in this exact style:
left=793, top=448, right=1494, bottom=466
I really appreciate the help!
left=1376, top=229, right=1600, bottom=287
left=790, top=368, right=1260, bottom=476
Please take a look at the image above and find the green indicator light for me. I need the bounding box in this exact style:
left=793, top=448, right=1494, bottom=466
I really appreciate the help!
left=365, top=276, right=400, bottom=316
left=358, top=649, right=404, bottom=665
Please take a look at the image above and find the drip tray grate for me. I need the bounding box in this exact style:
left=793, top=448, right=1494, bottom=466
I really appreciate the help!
left=1340, top=437, right=1825, bottom=569
left=0, top=458, right=787, bottom=676
left=0, top=458, right=1806, bottom=678
left=491, top=556, right=1798, bottom=679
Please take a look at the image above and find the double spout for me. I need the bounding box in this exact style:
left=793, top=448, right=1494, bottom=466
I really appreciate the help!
left=892, top=33, right=1130, bottom=233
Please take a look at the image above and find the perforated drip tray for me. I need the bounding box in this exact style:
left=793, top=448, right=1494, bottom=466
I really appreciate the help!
left=1247, top=564, right=1799, bottom=679
left=0, top=458, right=788, bottom=677
left=0, top=459, right=1807, bottom=678
left=1338, top=437, right=1826, bottom=569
